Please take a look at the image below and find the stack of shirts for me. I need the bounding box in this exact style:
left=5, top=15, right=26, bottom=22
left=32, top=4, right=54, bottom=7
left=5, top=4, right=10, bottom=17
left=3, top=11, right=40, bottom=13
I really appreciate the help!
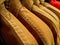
left=0, top=0, right=60, bottom=45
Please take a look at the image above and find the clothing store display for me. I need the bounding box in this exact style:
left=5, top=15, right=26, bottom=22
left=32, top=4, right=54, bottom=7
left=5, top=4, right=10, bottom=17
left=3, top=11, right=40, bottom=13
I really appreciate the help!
left=21, top=1, right=59, bottom=45
left=32, top=0, right=59, bottom=45
left=0, top=3, right=38, bottom=45
left=9, top=0, right=55, bottom=45
left=39, top=0, right=60, bottom=45
left=21, top=0, right=59, bottom=33
left=0, top=0, right=60, bottom=45
left=43, top=2, right=60, bottom=18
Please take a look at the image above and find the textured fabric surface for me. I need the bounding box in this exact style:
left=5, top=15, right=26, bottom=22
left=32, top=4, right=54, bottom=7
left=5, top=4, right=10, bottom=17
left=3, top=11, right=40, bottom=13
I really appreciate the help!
left=0, top=0, right=60, bottom=45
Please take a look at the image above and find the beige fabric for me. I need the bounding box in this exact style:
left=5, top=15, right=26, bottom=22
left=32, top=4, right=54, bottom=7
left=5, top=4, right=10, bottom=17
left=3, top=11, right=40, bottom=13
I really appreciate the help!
left=33, top=0, right=59, bottom=21
left=0, top=0, right=5, bottom=5
left=38, top=5, right=59, bottom=21
left=0, top=4, right=38, bottom=45
left=39, top=0, right=45, bottom=4
left=33, top=0, right=59, bottom=43
left=39, top=0, right=60, bottom=45
left=21, top=0, right=59, bottom=40
left=22, top=0, right=59, bottom=29
left=57, top=36, right=60, bottom=45
left=44, top=2, right=60, bottom=19
left=0, top=0, right=59, bottom=45
left=39, top=0, right=60, bottom=20
left=21, top=0, right=60, bottom=45
left=33, top=0, right=40, bottom=6
left=21, top=0, right=33, bottom=10
left=33, top=0, right=59, bottom=31
left=9, top=0, right=55, bottom=45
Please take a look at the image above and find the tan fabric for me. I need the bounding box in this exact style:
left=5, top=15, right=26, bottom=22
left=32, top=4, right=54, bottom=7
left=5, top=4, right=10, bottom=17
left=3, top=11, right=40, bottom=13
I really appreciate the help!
left=9, top=0, right=55, bottom=45
left=0, top=4, right=38, bottom=45
left=21, top=0, right=59, bottom=43
left=43, top=2, right=60, bottom=45
left=39, top=0, right=45, bottom=4
left=22, top=0, right=59, bottom=30
left=39, top=0, right=60, bottom=45
left=32, top=0, right=59, bottom=21
left=44, top=2, right=60, bottom=19
left=0, top=0, right=5, bottom=5
left=33, top=0, right=40, bottom=6
left=33, top=1, right=60, bottom=45
left=0, top=0, right=59, bottom=45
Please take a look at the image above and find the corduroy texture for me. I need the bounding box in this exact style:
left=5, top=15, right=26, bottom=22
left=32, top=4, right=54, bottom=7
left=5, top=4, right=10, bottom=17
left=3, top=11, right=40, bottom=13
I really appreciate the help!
left=22, top=1, right=59, bottom=45
left=9, top=0, right=55, bottom=45
left=0, top=4, right=38, bottom=45
left=0, top=0, right=59, bottom=45
left=39, top=0, right=60, bottom=45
